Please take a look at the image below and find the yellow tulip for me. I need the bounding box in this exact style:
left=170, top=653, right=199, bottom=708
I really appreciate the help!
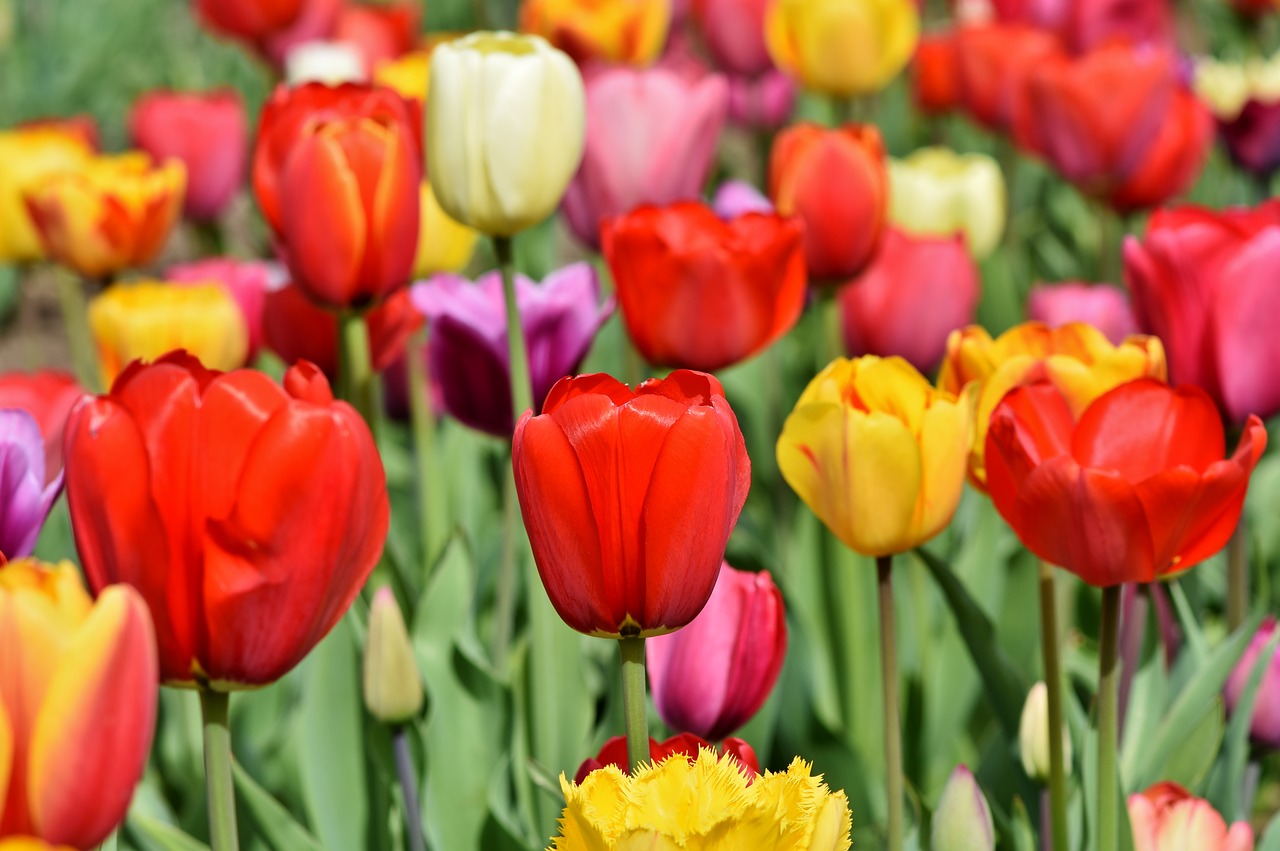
left=766, top=0, right=919, bottom=98
left=376, top=49, right=432, bottom=102
left=88, top=280, right=248, bottom=387
left=888, top=147, right=1006, bottom=260
left=519, top=0, right=669, bottom=66
left=0, top=125, right=94, bottom=263
left=778, top=356, right=976, bottom=557
left=937, top=321, right=1167, bottom=488
left=415, top=182, right=478, bottom=277
left=1193, top=52, right=1280, bottom=120
left=427, top=31, right=586, bottom=237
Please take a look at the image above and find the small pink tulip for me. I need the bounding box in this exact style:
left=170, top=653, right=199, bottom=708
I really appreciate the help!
left=168, top=258, right=276, bottom=362
left=692, top=0, right=773, bottom=77
left=646, top=564, right=787, bottom=741
left=1225, top=616, right=1280, bottom=750
left=1026, top=282, right=1138, bottom=345
left=1128, top=782, right=1253, bottom=851
left=728, top=70, right=797, bottom=129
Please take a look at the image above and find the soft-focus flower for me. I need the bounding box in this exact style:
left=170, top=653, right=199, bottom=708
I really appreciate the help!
left=986, top=380, right=1265, bottom=587
left=375, top=48, right=433, bottom=101
left=712, top=180, right=772, bottom=218
left=1195, top=54, right=1280, bottom=178
left=888, top=146, right=1005, bottom=259
left=770, top=123, right=887, bottom=281
left=0, top=371, right=83, bottom=480
left=602, top=202, right=806, bottom=371
left=0, top=412, right=63, bottom=560
left=194, top=0, right=343, bottom=68
left=955, top=24, right=1064, bottom=141
left=411, top=265, right=611, bottom=437
left=1018, top=681, right=1072, bottom=783
left=0, top=124, right=94, bottom=262
left=839, top=228, right=979, bottom=373
left=778, top=356, right=976, bottom=557
left=573, top=733, right=761, bottom=783
left=765, top=0, right=919, bottom=97
left=513, top=371, right=750, bottom=637
left=1123, top=201, right=1280, bottom=424
left=284, top=40, right=369, bottom=85
left=428, top=32, right=585, bottom=237
left=932, top=766, right=995, bottom=851
left=414, top=183, right=478, bottom=277
left=1026, top=283, right=1138, bottom=345
left=562, top=67, right=728, bottom=248
left=647, top=564, right=786, bottom=741
left=128, top=89, right=247, bottom=221
left=87, top=281, right=249, bottom=387
left=1128, top=782, right=1254, bottom=851
left=362, top=586, right=423, bottom=724
left=23, top=152, right=185, bottom=279
left=938, top=321, right=1166, bottom=487
left=913, top=31, right=960, bottom=115
left=691, top=0, right=772, bottom=76
left=332, top=2, right=419, bottom=73
left=552, top=751, right=851, bottom=850
left=168, top=258, right=274, bottom=362
left=1061, top=0, right=1172, bottom=53
left=519, top=0, right=670, bottom=65
left=727, top=70, right=797, bottom=129
left=65, top=353, right=389, bottom=688
left=0, top=559, right=156, bottom=848
left=1224, top=616, right=1280, bottom=750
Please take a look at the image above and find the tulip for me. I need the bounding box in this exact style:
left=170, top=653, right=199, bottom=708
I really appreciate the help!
left=362, top=587, right=423, bottom=724
left=427, top=32, right=586, bottom=237
left=168, top=258, right=275, bottom=363
left=0, top=412, right=63, bottom=560
left=332, top=2, right=419, bottom=73
left=1128, top=782, right=1254, bottom=851
left=985, top=380, right=1265, bottom=587
left=1195, top=54, right=1280, bottom=178
left=769, top=123, right=888, bottom=281
left=646, top=565, right=786, bottom=741
left=1224, top=616, right=1280, bottom=749
left=573, top=733, right=761, bottom=782
left=913, top=31, right=959, bottom=115
left=194, top=0, right=343, bottom=68
left=938, top=321, right=1166, bottom=488
left=0, top=558, right=157, bottom=847
left=513, top=371, right=750, bottom=637
left=64, top=353, right=389, bottom=687
left=778, top=356, right=976, bottom=557
left=375, top=48, right=433, bottom=102
left=1123, top=201, right=1280, bottom=424
left=602, top=202, right=807, bottom=372
left=0, top=124, right=94, bottom=262
left=414, top=183, right=479, bottom=278
left=87, top=281, right=249, bottom=387
left=691, top=0, right=772, bottom=76
left=518, top=0, right=670, bottom=66
left=1026, top=283, right=1138, bottom=345
left=955, top=24, right=1065, bottom=142
left=931, top=766, right=995, bottom=851
left=1063, top=0, right=1173, bottom=52
left=410, top=264, right=613, bottom=437
left=887, top=146, right=1005, bottom=259
left=765, top=0, right=919, bottom=97
left=23, top=152, right=185, bottom=280
left=989, top=0, right=1069, bottom=31
left=712, top=180, right=773, bottom=218
left=1019, top=682, right=1073, bottom=783
left=128, top=89, right=247, bottom=221
left=0, top=371, right=83, bottom=480
left=284, top=40, right=369, bottom=85
left=839, top=228, right=980, bottom=373
left=562, top=67, right=728, bottom=248
left=727, top=70, right=797, bottom=129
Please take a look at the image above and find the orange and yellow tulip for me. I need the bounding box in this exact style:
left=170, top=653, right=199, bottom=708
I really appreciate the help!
left=0, top=125, right=95, bottom=263
left=519, top=0, right=669, bottom=66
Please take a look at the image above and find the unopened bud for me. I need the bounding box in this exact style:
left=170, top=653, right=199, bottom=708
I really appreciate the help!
left=932, top=765, right=995, bottom=851
left=362, top=587, right=424, bottom=724
left=1019, top=681, right=1072, bottom=783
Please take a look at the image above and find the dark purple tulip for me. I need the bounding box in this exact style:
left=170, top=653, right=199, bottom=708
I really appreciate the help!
left=0, top=409, right=64, bottom=559
left=409, top=263, right=614, bottom=438
left=1219, top=100, right=1280, bottom=178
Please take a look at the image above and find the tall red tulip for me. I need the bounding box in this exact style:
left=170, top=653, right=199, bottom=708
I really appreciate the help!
left=194, top=0, right=342, bottom=66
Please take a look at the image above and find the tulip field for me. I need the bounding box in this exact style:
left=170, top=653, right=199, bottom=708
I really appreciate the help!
left=9, top=0, right=1280, bottom=849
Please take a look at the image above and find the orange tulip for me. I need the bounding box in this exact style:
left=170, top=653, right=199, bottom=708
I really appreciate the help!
left=519, top=0, right=670, bottom=66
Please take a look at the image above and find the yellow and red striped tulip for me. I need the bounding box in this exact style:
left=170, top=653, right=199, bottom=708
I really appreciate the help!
left=519, top=0, right=670, bottom=66
left=0, top=125, right=94, bottom=263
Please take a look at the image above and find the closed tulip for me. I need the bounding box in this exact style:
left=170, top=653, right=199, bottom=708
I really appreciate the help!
left=770, top=123, right=888, bottom=281
left=913, top=31, right=960, bottom=115
left=374, top=48, right=433, bottom=102
left=562, top=67, right=728, bottom=248
left=602, top=202, right=806, bottom=371
left=985, top=380, right=1265, bottom=587
left=413, top=183, right=478, bottom=278
left=513, top=371, right=750, bottom=637
left=0, top=124, right=94, bottom=262
left=410, top=264, right=613, bottom=437
left=0, top=412, right=63, bottom=560
left=1026, top=283, right=1137, bottom=345
left=888, top=146, right=1005, bottom=259
left=691, top=0, right=772, bottom=76
left=194, top=0, right=342, bottom=68
left=1128, top=783, right=1253, bottom=851
left=1224, top=617, right=1280, bottom=749
left=646, top=564, right=787, bottom=741
left=727, top=70, right=797, bottom=129
left=778, top=356, right=976, bottom=557
left=23, top=153, right=185, bottom=280
left=0, top=371, right=83, bottom=479
left=518, top=0, right=670, bottom=66
left=428, top=32, right=586, bottom=237
left=573, top=733, right=761, bottom=782
left=1124, top=201, right=1280, bottom=424
left=0, top=559, right=157, bottom=848
left=65, top=353, right=389, bottom=688
left=168, top=258, right=275, bottom=362
left=955, top=24, right=1064, bottom=143
left=839, top=228, right=980, bottom=373
left=931, top=766, right=995, bottom=851
left=362, top=587, right=423, bottom=724
left=765, top=0, right=919, bottom=97
left=1019, top=681, right=1073, bottom=783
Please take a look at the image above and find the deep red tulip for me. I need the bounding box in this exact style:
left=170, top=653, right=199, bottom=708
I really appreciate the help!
left=1063, top=0, right=1173, bottom=53
left=956, top=24, right=1065, bottom=139
left=0, top=370, right=83, bottom=479
left=513, top=371, right=750, bottom=638
left=691, top=0, right=773, bottom=77
left=602, top=202, right=806, bottom=371
left=332, top=2, right=420, bottom=73
left=573, top=733, right=760, bottom=783
left=64, top=353, right=389, bottom=688
left=913, top=31, right=960, bottom=115
left=194, top=0, right=342, bottom=66
left=986, top=379, right=1266, bottom=587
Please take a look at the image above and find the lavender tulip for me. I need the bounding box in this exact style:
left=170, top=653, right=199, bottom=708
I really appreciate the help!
left=0, top=409, right=64, bottom=559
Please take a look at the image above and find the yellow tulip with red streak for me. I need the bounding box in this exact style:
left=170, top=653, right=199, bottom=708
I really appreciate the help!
left=0, top=125, right=94, bottom=263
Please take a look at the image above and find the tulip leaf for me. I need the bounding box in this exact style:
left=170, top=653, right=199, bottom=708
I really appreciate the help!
left=1208, top=634, right=1279, bottom=820
left=1260, top=810, right=1280, bottom=851
left=1158, top=698, right=1226, bottom=790
left=232, top=760, right=325, bottom=851
left=126, top=814, right=210, bottom=851
left=1081, top=722, right=1135, bottom=851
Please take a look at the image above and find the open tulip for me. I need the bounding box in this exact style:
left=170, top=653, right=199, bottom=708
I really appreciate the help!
left=1026, top=283, right=1138, bottom=345
left=985, top=380, right=1266, bottom=587
left=691, top=0, right=772, bottom=76
left=428, top=32, right=585, bottom=237
left=888, top=147, right=1005, bottom=259
left=518, top=0, right=670, bottom=66
left=513, top=371, right=750, bottom=637
left=0, top=371, right=83, bottom=480
left=602, top=202, right=806, bottom=372
left=765, top=0, right=919, bottom=97
left=1224, top=617, right=1280, bottom=750
left=0, top=124, right=94, bottom=262
left=168, top=258, right=274, bottom=362
left=573, top=733, right=761, bottom=782
left=194, top=0, right=343, bottom=68
left=0, top=412, right=63, bottom=561
left=0, top=559, right=157, bottom=848
left=778, top=356, right=976, bottom=557
left=1128, top=782, right=1253, bottom=851
left=64, top=353, right=389, bottom=688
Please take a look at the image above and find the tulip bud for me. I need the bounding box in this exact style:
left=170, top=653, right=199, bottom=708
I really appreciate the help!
left=363, top=587, right=424, bottom=724
left=1019, top=681, right=1072, bottom=783
left=932, top=765, right=995, bottom=851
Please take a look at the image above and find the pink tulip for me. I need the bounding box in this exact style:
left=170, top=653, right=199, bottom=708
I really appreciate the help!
left=562, top=67, right=729, bottom=248
left=1064, top=0, right=1173, bottom=53
left=1224, top=616, right=1280, bottom=750
left=1026, top=282, right=1138, bottom=344
left=712, top=180, right=773, bottom=219
left=1128, top=782, right=1253, bottom=851
left=168, top=258, right=276, bottom=362
left=646, top=564, right=787, bottom=741
left=839, top=228, right=980, bottom=372
left=728, top=70, right=797, bottom=129
left=692, top=0, right=773, bottom=77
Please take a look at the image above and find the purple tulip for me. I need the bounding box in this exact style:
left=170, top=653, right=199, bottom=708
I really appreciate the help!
left=1026, top=282, right=1139, bottom=345
left=0, top=409, right=64, bottom=559
left=711, top=180, right=773, bottom=219
left=1219, top=99, right=1280, bottom=179
left=409, top=263, right=614, bottom=438
left=1225, top=616, right=1280, bottom=750
left=646, top=564, right=787, bottom=741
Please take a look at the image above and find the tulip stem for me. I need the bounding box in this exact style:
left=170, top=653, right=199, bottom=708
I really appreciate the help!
left=1097, top=585, right=1122, bottom=851
left=199, top=689, right=239, bottom=851
left=494, top=236, right=534, bottom=421
left=392, top=726, right=427, bottom=851
left=619, top=634, right=650, bottom=773
left=877, top=555, right=904, bottom=851
left=1227, top=520, right=1248, bottom=631
left=492, top=466, right=518, bottom=671
left=339, top=309, right=379, bottom=435
left=1038, top=561, right=1070, bottom=851
left=55, top=271, right=102, bottom=393
left=408, top=331, right=446, bottom=569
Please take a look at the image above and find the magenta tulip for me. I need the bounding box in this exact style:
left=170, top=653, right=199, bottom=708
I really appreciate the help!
left=168, top=258, right=277, bottom=362
left=1026, top=282, right=1138, bottom=345
left=1225, top=616, right=1280, bottom=750
left=0, top=410, right=63, bottom=560
left=728, top=70, right=797, bottom=129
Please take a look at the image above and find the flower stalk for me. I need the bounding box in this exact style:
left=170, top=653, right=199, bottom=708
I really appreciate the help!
left=878, top=554, right=904, bottom=851
left=1097, top=584, right=1123, bottom=851
left=200, top=689, right=239, bottom=851
left=1038, top=561, right=1070, bottom=851
left=619, top=634, right=650, bottom=772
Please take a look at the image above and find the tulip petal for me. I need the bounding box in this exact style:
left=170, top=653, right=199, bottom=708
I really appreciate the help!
left=914, top=391, right=973, bottom=543
left=1209, top=227, right=1280, bottom=424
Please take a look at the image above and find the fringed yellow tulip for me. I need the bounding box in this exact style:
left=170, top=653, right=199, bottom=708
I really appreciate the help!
left=520, top=0, right=669, bottom=66
left=778, top=356, right=976, bottom=557
left=766, top=0, right=919, bottom=98
left=415, top=182, right=478, bottom=277
left=0, top=125, right=94, bottom=263
left=888, top=147, right=1006, bottom=260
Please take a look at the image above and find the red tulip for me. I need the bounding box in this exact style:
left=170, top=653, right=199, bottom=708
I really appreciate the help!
left=913, top=31, right=960, bottom=115
left=986, top=379, right=1265, bottom=587
left=194, top=0, right=342, bottom=66
left=64, top=353, right=389, bottom=688
left=513, top=371, right=750, bottom=638
left=1063, top=0, right=1173, bottom=53
left=332, top=2, right=420, bottom=73
left=690, top=0, right=773, bottom=77
left=573, top=733, right=760, bottom=783
left=956, top=24, right=1065, bottom=139
left=0, top=370, right=83, bottom=480
left=602, top=202, right=806, bottom=371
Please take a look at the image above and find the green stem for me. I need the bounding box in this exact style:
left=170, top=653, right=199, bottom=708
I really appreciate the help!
left=338, top=309, right=379, bottom=434
left=494, top=236, right=533, bottom=422
left=54, top=271, right=102, bottom=393
left=1227, top=520, right=1248, bottom=631
left=822, top=289, right=844, bottom=367
left=392, top=726, right=426, bottom=851
left=1097, top=585, right=1122, bottom=851
left=407, top=330, right=446, bottom=569
left=200, top=689, right=239, bottom=851
left=619, top=635, right=650, bottom=773
left=1039, top=562, right=1070, bottom=851
left=492, top=466, right=518, bottom=671
left=1096, top=204, right=1122, bottom=284
left=877, top=555, right=904, bottom=851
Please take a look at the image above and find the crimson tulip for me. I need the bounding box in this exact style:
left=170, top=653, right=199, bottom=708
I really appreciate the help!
left=513, top=371, right=750, bottom=638
left=64, top=353, right=389, bottom=688
left=573, top=733, right=760, bottom=783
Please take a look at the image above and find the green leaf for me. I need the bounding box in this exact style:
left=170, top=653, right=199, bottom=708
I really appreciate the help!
left=127, top=814, right=210, bottom=851
left=232, top=760, right=325, bottom=851
left=1158, top=699, right=1225, bottom=790
left=1260, top=810, right=1280, bottom=851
